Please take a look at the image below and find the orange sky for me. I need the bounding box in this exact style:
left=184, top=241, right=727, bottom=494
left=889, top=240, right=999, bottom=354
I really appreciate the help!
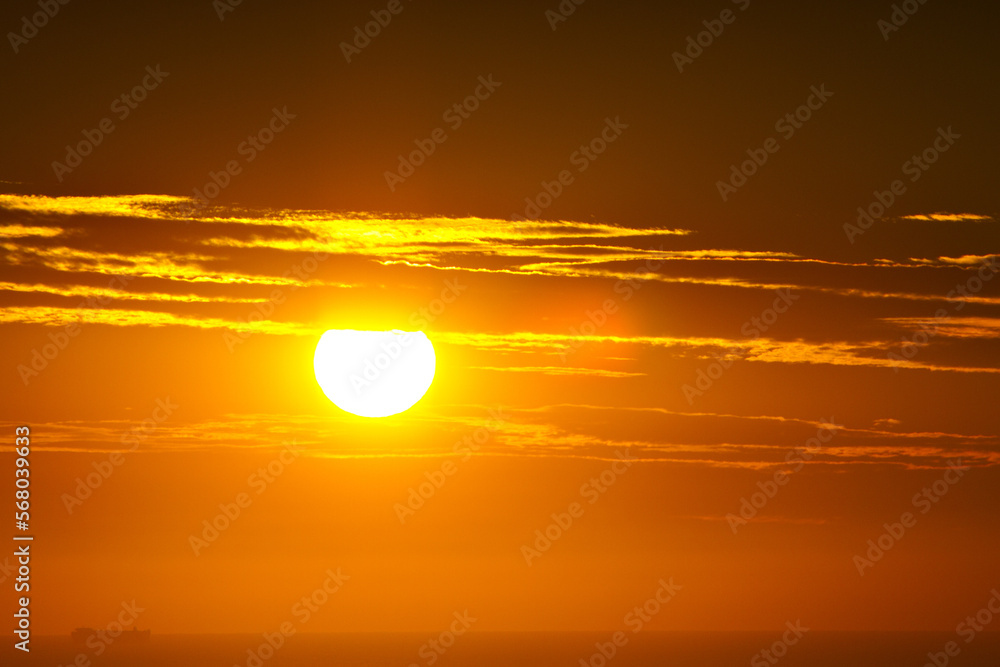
left=1, top=193, right=997, bottom=634
left=1, top=0, right=998, bottom=638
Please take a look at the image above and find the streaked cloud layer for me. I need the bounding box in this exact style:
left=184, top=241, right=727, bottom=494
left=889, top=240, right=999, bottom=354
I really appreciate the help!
left=2, top=193, right=997, bottom=472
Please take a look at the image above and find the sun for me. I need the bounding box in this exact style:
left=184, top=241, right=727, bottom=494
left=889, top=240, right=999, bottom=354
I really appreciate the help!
left=313, top=329, right=436, bottom=418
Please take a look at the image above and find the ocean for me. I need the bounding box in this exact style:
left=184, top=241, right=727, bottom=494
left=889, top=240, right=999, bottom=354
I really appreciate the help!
left=6, top=632, right=1000, bottom=667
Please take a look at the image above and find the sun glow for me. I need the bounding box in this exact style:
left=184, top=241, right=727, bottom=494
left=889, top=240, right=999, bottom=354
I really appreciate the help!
left=313, top=329, right=436, bottom=418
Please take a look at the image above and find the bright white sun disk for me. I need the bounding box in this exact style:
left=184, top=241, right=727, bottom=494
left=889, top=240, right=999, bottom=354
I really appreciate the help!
left=313, top=329, right=436, bottom=418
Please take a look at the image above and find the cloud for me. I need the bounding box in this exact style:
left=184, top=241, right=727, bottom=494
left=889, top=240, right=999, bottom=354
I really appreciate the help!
left=10, top=403, right=997, bottom=471
left=904, top=254, right=999, bottom=268
left=437, top=331, right=1000, bottom=375
left=468, top=365, right=646, bottom=378
left=0, top=281, right=271, bottom=304
left=1, top=242, right=311, bottom=286
left=0, top=305, right=317, bottom=336
left=0, top=193, right=182, bottom=218
left=2, top=194, right=998, bottom=386
left=0, top=224, right=64, bottom=238
left=681, top=514, right=829, bottom=526
left=883, top=316, right=1000, bottom=339
left=899, top=213, right=992, bottom=222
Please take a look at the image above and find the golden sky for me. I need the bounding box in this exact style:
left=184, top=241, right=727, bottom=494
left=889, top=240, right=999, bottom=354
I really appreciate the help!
left=0, top=0, right=998, bottom=640
left=1, top=192, right=997, bottom=634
